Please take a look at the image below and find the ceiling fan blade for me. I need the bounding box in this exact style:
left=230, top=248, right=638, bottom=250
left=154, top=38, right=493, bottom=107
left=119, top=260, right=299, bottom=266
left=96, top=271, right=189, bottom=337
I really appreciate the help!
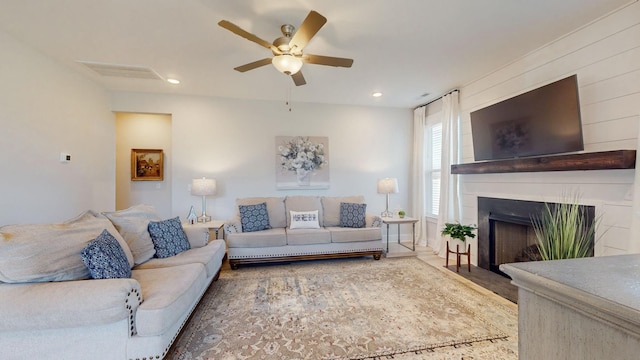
left=218, top=20, right=279, bottom=53
left=289, top=11, right=327, bottom=52
left=302, top=54, right=353, bottom=68
left=234, top=58, right=273, bottom=72
left=292, top=71, right=306, bottom=86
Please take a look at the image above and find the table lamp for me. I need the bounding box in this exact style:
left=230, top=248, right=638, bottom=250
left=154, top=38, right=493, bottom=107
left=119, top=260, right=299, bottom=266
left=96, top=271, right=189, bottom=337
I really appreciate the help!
left=377, top=178, right=399, bottom=217
left=191, top=177, right=217, bottom=222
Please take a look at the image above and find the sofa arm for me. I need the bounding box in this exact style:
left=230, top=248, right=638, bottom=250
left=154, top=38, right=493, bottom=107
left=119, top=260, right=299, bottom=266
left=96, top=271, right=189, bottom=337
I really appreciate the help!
left=0, top=278, right=142, bottom=332
left=182, top=225, right=210, bottom=248
left=366, top=214, right=382, bottom=228
left=224, top=216, right=242, bottom=235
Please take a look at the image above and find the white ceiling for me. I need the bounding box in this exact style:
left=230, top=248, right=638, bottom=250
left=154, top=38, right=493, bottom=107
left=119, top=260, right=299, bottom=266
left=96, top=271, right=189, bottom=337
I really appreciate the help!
left=0, top=0, right=632, bottom=109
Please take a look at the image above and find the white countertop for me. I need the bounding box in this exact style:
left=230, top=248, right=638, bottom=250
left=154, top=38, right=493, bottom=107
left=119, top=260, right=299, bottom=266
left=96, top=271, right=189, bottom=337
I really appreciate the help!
left=501, top=254, right=640, bottom=334
left=502, top=254, right=640, bottom=310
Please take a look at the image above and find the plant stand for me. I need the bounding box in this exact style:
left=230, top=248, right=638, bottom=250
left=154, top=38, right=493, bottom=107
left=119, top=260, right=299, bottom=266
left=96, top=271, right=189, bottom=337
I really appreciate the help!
left=445, top=241, right=471, bottom=273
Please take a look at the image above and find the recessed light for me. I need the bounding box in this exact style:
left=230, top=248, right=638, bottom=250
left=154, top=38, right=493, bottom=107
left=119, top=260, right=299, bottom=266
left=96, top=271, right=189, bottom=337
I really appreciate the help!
left=372, top=92, right=382, bottom=97
left=167, top=78, right=180, bottom=85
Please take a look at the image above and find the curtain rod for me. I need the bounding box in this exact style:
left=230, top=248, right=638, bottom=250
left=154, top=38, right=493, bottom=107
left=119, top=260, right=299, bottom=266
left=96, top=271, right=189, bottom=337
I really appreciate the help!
left=414, top=89, right=459, bottom=110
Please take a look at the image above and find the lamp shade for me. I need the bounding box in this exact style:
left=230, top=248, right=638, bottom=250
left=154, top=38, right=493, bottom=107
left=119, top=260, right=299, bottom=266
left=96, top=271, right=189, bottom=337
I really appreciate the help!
left=271, top=54, right=303, bottom=75
left=191, top=178, right=217, bottom=196
left=377, top=178, right=399, bottom=194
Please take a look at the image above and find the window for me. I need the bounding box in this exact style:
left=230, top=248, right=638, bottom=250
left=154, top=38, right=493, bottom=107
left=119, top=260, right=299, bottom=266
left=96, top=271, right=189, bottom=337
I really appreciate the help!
left=424, top=115, right=442, bottom=217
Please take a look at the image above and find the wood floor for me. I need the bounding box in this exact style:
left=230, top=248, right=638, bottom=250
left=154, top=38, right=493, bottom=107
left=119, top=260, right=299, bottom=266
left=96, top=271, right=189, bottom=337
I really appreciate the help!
left=412, top=245, right=518, bottom=304
left=443, top=263, right=518, bottom=303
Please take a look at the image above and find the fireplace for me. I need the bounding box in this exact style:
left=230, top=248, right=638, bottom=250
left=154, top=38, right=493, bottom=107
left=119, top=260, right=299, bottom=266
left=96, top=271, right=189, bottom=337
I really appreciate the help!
left=477, top=197, right=595, bottom=277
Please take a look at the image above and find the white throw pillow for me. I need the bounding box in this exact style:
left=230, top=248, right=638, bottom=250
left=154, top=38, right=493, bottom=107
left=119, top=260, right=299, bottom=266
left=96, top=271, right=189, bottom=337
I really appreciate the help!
left=103, top=204, right=161, bottom=265
left=289, top=210, right=320, bottom=229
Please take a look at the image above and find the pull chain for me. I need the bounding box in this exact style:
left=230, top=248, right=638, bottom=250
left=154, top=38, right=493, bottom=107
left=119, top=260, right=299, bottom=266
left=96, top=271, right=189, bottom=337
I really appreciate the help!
left=285, top=83, right=292, bottom=112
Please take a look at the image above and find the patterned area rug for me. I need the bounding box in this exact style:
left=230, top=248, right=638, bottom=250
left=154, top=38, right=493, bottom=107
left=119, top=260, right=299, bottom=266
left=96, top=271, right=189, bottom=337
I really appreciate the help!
left=170, top=257, right=518, bottom=359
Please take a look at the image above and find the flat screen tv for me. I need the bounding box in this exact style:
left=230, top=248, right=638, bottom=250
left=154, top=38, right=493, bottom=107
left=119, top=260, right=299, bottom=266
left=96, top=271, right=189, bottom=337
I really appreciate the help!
left=470, top=75, right=583, bottom=161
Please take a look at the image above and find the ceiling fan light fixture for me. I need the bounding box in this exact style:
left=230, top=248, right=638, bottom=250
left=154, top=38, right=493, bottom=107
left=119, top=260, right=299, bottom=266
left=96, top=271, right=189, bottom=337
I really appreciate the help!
left=272, top=54, right=303, bottom=75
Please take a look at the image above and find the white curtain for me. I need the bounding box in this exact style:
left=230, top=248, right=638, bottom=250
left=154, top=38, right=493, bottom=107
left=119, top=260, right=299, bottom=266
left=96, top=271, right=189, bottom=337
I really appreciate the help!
left=411, top=106, right=427, bottom=245
left=435, top=91, right=462, bottom=256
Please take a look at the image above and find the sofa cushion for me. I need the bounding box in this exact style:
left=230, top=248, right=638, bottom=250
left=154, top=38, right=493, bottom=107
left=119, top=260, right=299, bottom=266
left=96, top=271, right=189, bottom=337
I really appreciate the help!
left=134, top=239, right=226, bottom=279
left=103, top=204, right=162, bottom=265
left=236, top=197, right=286, bottom=228
left=322, top=196, right=365, bottom=227
left=132, top=263, right=206, bottom=336
left=340, top=202, right=367, bottom=228
left=239, top=202, right=271, bottom=232
left=285, top=228, right=331, bottom=245
left=289, top=210, right=320, bottom=229
left=327, top=226, right=383, bottom=243
left=0, top=211, right=133, bottom=283
left=226, top=228, right=287, bottom=248
left=147, top=217, right=191, bottom=258
left=81, top=229, right=132, bottom=279
left=285, top=196, right=323, bottom=227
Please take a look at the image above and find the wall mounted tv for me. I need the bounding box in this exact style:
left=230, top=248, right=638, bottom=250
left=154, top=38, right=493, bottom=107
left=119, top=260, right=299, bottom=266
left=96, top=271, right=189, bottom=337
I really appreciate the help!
left=470, top=75, right=583, bottom=161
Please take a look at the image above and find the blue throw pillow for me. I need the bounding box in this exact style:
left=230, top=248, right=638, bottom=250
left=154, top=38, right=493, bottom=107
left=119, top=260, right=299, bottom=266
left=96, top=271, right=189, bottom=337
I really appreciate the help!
left=81, top=229, right=132, bottom=279
left=147, top=217, right=191, bottom=258
left=339, top=202, right=367, bottom=228
left=239, top=202, right=271, bottom=232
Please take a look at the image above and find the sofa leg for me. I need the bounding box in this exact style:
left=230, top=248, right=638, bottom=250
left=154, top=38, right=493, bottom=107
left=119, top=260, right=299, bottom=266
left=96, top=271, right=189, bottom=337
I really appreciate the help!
left=373, top=253, right=382, bottom=260
left=229, top=262, right=239, bottom=270
left=212, top=268, right=222, bottom=281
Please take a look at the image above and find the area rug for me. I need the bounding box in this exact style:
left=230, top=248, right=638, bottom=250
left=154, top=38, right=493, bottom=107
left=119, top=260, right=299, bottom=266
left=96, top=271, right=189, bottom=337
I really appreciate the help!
left=170, top=257, right=518, bottom=359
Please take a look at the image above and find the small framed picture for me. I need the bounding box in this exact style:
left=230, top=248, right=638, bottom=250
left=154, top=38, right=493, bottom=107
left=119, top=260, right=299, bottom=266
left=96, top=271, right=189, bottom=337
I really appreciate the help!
left=131, top=149, right=164, bottom=181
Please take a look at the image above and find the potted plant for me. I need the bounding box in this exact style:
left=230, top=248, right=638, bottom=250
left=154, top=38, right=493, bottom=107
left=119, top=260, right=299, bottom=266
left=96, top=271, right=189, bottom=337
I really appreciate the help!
left=398, top=210, right=406, bottom=218
left=531, top=192, right=599, bottom=260
left=441, top=222, right=477, bottom=244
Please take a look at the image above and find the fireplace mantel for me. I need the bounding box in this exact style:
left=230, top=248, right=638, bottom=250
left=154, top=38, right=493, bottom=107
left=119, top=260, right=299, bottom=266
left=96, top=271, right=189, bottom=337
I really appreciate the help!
left=451, top=150, right=636, bottom=174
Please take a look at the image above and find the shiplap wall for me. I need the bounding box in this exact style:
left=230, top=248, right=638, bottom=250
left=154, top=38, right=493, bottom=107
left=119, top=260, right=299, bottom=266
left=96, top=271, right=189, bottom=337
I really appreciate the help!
left=457, top=1, right=640, bottom=262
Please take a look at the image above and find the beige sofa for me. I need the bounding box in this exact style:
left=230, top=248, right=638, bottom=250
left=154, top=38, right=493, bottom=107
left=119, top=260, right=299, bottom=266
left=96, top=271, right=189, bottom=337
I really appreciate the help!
left=224, top=196, right=383, bottom=269
left=0, top=205, right=227, bottom=360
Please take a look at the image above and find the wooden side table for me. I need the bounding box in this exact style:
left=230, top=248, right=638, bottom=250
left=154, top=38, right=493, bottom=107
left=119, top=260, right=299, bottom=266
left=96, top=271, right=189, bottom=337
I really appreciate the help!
left=381, top=216, right=418, bottom=253
left=445, top=241, right=471, bottom=272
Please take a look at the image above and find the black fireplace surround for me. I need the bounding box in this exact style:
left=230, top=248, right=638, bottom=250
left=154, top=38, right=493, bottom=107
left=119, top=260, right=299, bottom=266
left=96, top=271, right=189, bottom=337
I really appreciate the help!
left=477, top=197, right=595, bottom=276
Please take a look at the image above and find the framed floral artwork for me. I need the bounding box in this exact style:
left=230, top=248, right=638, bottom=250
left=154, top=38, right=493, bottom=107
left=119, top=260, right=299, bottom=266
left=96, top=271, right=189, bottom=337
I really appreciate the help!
left=131, top=149, right=164, bottom=181
left=275, top=136, right=330, bottom=189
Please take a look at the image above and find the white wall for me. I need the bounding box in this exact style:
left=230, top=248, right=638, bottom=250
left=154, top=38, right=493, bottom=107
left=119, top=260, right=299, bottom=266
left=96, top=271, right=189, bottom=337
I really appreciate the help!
left=115, top=113, right=172, bottom=218
left=458, top=1, right=640, bottom=261
left=111, top=93, right=413, bottom=222
left=0, top=29, right=115, bottom=225
left=0, top=25, right=412, bottom=229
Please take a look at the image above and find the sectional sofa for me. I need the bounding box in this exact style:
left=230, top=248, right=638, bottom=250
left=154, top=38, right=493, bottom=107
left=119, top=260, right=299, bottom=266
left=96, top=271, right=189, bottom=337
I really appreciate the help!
left=224, top=195, right=383, bottom=269
left=0, top=205, right=227, bottom=360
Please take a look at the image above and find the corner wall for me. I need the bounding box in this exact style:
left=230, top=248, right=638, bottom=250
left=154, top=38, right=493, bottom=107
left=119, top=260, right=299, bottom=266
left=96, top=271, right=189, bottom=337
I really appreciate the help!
left=458, top=1, right=640, bottom=260
left=0, top=29, right=115, bottom=224
left=111, top=93, right=413, bottom=222
left=115, top=113, right=172, bottom=218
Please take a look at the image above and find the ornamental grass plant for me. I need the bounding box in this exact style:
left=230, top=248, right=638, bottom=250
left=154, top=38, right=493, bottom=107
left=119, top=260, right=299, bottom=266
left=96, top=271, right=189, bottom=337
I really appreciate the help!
left=530, top=192, right=599, bottom=260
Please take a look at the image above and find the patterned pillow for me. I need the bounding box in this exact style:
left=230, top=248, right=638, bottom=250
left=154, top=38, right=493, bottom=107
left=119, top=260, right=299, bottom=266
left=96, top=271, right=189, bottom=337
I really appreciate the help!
left=289, top=210, right=320, bottom=229
left=147, top=217, right=191, bottom=258
left=81, top=229, right=132, bottom=279
left=339, top=202, right=367, bottom=228
left=239, top=202, right=271, bottom=232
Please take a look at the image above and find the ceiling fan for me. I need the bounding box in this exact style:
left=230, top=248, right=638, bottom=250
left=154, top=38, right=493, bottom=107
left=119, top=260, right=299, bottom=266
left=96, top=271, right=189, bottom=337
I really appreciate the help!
left=218, top=10, right=353, bottom=86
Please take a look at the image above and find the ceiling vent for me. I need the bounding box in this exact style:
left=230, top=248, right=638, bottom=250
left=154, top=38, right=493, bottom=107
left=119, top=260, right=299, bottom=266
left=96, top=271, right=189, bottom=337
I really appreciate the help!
left=77, top=61, right=163, bottom=80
